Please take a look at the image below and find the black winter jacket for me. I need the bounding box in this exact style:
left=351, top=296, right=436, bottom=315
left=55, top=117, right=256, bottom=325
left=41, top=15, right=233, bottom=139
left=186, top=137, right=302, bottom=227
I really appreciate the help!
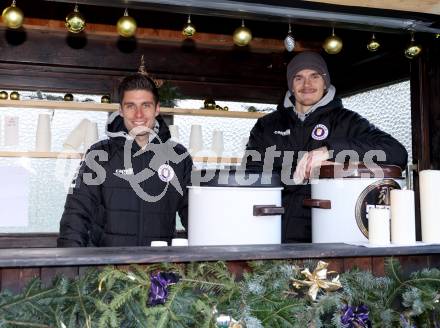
left=57, top=115, right=193, bottom=247
left=246, top=97, right=408, bottom=243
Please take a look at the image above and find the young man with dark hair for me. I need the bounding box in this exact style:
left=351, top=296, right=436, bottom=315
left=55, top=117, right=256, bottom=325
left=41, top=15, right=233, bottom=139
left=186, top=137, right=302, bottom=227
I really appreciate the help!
left=58, top=74, right=193, bottom=247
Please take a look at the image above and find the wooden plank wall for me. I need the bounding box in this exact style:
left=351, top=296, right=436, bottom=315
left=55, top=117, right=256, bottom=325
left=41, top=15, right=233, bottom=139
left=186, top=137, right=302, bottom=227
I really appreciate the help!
left=2, top=255, right=440, bottom=293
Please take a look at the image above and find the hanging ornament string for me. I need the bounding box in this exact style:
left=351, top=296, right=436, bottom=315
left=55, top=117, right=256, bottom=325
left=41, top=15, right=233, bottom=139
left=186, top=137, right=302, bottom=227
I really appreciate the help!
left=284, top=23, right=295, bottom=52
left=233, top=19, right=252, bottom=47
left=182, top=14, right=196, bottom=38
left=65, top=4, right=86, bottom=33
left=404, top=32, right=422, bottom=59
left=367, top=33, right=380, bottom=52
left=2, top=0, right=24, bottom=29
left=323, top=27, right=343, bottom=54
left=138, top=55, right=163, bottom=88
left=117, top=8, right=137, bottom=38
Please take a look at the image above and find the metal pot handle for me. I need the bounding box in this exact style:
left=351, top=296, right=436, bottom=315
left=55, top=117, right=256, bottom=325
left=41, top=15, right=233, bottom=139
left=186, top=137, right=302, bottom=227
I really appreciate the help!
left=303, top=199, right=332, bottom=209
left=253, top=205, right=285, bottom=216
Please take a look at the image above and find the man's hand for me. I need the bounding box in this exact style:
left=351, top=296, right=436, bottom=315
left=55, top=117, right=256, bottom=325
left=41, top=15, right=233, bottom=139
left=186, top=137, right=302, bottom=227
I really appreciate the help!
left=294, top=147, right=330, bottom=184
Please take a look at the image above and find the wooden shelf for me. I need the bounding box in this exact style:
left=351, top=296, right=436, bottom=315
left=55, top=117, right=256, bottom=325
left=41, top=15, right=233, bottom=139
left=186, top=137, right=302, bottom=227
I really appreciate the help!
left=192, top=156, right=242, bottom=164
left=0, top=151, right=82, bottom=159
left=161, top=108, right=265, bottom=119
left=0, top=151, right=241, bottom=163
left=0, top=99, right=266, bottom=119
left=0, top=99, right=116, bottom=112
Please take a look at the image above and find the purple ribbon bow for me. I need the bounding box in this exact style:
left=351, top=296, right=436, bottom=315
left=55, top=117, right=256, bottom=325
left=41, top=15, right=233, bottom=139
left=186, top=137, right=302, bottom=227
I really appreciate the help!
left=148, top=272, right=180, bottom=306
left=341, top=304, right=372, bottom=328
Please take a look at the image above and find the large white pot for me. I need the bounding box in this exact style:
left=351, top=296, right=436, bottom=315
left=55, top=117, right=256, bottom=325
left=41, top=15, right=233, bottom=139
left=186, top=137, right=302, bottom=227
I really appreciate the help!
left=188, top=169, right=283, bottom=246
left=305, top=164, right=404, bottom=243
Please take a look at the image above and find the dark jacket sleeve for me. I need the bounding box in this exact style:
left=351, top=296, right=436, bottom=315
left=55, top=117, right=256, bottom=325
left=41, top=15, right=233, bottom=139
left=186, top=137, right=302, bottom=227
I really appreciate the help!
left=177, top=153, right=193, bottom=233
left=325, top=110, right=408, bottom=169
left=57, top=153, right=103, bottom=247
left=244, top=118, right=268, bottom=171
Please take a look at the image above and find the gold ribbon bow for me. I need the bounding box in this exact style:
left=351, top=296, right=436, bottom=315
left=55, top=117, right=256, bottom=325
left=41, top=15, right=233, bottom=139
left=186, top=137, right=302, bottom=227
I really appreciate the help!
left=291, top=260, right=342, bottom=301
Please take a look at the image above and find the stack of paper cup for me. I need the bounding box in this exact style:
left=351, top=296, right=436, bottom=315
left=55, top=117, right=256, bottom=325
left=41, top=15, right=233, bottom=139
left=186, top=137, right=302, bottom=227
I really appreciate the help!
left=368, top=207, right=390, bottom=245
left=189, top=124, right=203, bottom=154
left=63, top=119, right=90, bottom=151
left=4, top=116, right=19, bottom=146
left=171, top=238, right=189, bottom=246
left=84, top=121, right=99, bottom=151
left=390, top=189, right=416, bottom=245
left=151, top=241, right=168, bottom=247
left=169, top=125, right=180, bottom=142
left=211, top=130, right=224, bottom=156
left=420, top=170, right=440, bottom=243
left=35, top=113, right=52, bottom=152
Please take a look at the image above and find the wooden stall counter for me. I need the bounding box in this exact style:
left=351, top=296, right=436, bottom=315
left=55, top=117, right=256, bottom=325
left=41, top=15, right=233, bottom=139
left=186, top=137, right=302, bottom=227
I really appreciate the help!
left=1, top=243, right=440, bottom=293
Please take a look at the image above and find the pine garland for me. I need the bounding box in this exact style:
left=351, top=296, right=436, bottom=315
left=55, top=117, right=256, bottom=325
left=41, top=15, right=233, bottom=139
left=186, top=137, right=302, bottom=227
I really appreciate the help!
left=0, top=258, right=439, bottom=327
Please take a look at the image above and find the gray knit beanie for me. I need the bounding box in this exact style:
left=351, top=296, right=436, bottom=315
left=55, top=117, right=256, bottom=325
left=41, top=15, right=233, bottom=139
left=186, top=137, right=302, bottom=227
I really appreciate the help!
left=286, top=51, right=331, bottom=91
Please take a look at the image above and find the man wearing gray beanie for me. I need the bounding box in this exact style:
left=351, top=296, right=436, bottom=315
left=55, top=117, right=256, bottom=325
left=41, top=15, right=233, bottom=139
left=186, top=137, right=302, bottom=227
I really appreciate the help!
left=245, top=51, right=408, bottom=243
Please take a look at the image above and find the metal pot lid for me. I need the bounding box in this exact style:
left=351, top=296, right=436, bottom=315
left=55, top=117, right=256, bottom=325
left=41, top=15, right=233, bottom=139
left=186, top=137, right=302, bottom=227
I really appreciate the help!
left=316, top=162, right=402, bottom=179
left=191, top=168, right=282, bottom=187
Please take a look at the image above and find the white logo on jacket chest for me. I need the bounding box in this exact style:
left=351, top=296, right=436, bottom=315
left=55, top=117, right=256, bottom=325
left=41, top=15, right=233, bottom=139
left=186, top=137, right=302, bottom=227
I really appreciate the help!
left=273, top=129, right=290, bottom=136
left=115, top=168, right=134, bottom=175
left=158, top=164, right=175, bottom=182
left=311, top=124, right=329, bottom=140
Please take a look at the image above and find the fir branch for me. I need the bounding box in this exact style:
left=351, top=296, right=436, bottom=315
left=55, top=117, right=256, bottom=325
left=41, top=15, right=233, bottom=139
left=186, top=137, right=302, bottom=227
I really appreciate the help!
left=2, top=320, right=50, bottom=327
left=0, top=288, right=56, bottom=310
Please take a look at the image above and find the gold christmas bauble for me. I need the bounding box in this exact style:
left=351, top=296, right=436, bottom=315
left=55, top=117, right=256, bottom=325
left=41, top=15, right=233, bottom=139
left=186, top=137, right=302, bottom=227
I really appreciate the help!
left=182, top=21, right=196, bottom=38
left=367, top=34, right=380, bottom=52
left=404, top=42, right=422, bottom=59
left=2, top=2, right=24, bottom=29
left=323, top=34, right=343, bottom=54
left=233, top=24, right=252, bottom=47
left=0, top=91, right=8, bottom=100
left=117, top=12, right=137, bottom=38
left=65, top=5, right=86, bottom=33
left=101, top=94, right=111, bottom=103
left=10, top=91, right=19, bottom=100
left=64, top=93, right=74, bottom=101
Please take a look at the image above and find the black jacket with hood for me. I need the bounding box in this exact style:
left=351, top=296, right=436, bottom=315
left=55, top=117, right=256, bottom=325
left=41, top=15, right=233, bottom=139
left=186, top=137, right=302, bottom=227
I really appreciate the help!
left=57, top=114, right=193, bottom=247
left=246, top=91, right=408, bottom=243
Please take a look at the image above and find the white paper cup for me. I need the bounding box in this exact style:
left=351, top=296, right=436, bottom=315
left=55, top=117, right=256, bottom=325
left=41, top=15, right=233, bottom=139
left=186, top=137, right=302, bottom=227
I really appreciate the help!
left=84, top=121, right=99, bottom=151
left=35, top=113, right=52, bottom=152
left=368, top=207, right=390, bottom=245
left=189, top=124, right=203, bottom=154
left=63, top=119, right=90, bottom=151
left=211, top=130, right=224, bottom=155
left=169, top=125, right=180, bottom=142
left=171, top=238, right=188, bottom=246
left=4, top=116, right=19, bottom=146
left=151, top=241, right=168, bottom=247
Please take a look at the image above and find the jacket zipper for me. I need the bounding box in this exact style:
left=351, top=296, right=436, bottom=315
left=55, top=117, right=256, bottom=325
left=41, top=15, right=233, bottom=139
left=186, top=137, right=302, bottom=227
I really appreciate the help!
left=137, top=150, right=146, bottom=246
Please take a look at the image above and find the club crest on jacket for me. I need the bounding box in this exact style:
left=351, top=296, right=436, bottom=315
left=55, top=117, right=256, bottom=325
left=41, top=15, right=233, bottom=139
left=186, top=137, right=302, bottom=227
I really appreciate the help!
left=311, top=124, right=329, bottom=140
left=158, top=164, right=175, bottom=182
